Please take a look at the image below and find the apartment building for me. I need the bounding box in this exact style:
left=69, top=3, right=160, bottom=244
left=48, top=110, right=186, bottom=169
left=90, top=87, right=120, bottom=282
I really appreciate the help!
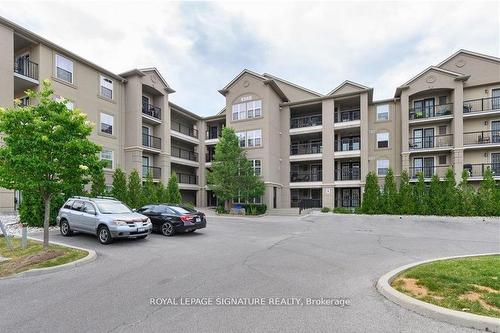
left=0, top=16, right=498, bottom=213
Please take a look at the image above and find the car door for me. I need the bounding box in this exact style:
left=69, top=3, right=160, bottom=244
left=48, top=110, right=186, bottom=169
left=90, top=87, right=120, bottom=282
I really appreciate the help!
left=69, top=200, right=85, bottom=231
left=80, top=202, right=99, bottom=234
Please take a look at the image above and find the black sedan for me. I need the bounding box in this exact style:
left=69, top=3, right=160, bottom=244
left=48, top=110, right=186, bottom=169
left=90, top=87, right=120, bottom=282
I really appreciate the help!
left=136, top=204, right=207, bottom=236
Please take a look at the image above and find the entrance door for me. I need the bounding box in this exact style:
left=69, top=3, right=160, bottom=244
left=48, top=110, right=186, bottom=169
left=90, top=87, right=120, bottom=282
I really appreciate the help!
left=492, top=153, right=500, bottom=175
left=492, top=121, right=500, bottom=143
left=423, top=157, right=434, bottom=178
left=423, top=128, right=435, bottom=148
left=310, top=165, right=321, bottom=181
left=142, top=156, right=150, bottom=177
left=273, top=187, right=277, bottom=209
left=492, top=89, right=500, bottom=110
left=15, top=53, right=29, bottom=76
left=341, top=163, right=350, bottom=180
left=142, top=126, right=150, bottom=146
left=413, top=158, right=423, bottom=178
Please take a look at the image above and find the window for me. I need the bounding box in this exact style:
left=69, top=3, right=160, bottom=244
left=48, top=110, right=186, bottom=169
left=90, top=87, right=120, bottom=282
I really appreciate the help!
left=55, top=54, right=73, bottom=83
left=376, top=132, right=389, bottom=148
left=438, top=125, right=447, bottom=135
left=100, top=75, right=113, bottom=99
left=376, top=104, right=389, bottom=121
left=236, top=130, right=262, bottom=148
left=251, top=160, right=262, bottom=176
left=100, top=113, right=114, bottom=135
left=72, top=200, right=84, bottom=211
left=101, top=149, right=113, bottom=170
left=438, top=155, right=447, bottom=165
left=439, top=96, right=447, bottom=105
left=232, top=100, right=262, bottom=121
left=20, top=96, right=29, bottom=106
left=247, top=100, right=262, bottom=118
left=236, top=132, right=246, bottom=147
left=377, top=160, right=389, bottom=176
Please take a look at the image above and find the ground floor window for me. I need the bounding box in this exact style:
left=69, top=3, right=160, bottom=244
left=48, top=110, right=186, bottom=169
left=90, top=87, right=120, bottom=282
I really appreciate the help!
left=335, top=188, right=360, bottom=208
left=290, top=188, right=322, bottom=208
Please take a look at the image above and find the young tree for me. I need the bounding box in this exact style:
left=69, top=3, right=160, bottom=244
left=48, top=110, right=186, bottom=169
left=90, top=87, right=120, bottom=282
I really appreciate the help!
left=127, top=169, right=142, bottom=209
left=458, top=169, right=476, bottom=216
left=155, top=181, right=169, bottom=204
left=0, top=80, right=102, bottom=249
left=111, top=168, right=127, bottom=203
left=477, top=168, right=497, bottom=216
left=381, top=168, right=398, bottom=214
left=207, top=127, right=265, bottom=210
left=428, top=174, right=442, bottom=215
left=90, top=170, right=106, bottom=197
left=361, top=172, right=380, bottom=214
left=398, top=169, right=413, bottom=215
left=141, top=172, right=157, bottom=206
left=442, top=168, right=458, bottom=215
left=413, top=172, right=428, bottom=215
left=167, top=173, right=182, bottom=204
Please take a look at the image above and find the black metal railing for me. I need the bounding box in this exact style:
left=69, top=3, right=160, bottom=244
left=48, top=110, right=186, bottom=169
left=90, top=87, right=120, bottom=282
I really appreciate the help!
left=409, top=103, right=453, bottom=120
left=463, top=130, right=500, bottom=145
left=14, top=59, right=39, bottom=80
left=290, top=114, right=322, bottom=128
left=171, top=146, right=198, bottom=161
left=334, top=137, right=360, bottom=152
left=463, top=97, right=500, bottom=113
left=142, top=104, right=161, bottom=120
left=335, top=168, right=361, bottom=181
left=295, top=199, right=322, bottom=211
left=408, top=134, right=453, bottom=150
left=171, top=120, right=198, bottom=138
left=335, top=109, right=360, bottom=123
left=290, top=172, right=322, bottom=182
left=409, top=165, right=450, bottom=179
left=206, top=152, right=215, bottom=163
left=142, top=165, right=161, bottom=179
left=290, top=142, right=322, bottom=155
left=464, top=163, right=500, bottom=177
left=142, top=134, right=161, bottom=149
left=176, top=172, right=198, bottom=184
left=206, top=129, right=222, bottom=140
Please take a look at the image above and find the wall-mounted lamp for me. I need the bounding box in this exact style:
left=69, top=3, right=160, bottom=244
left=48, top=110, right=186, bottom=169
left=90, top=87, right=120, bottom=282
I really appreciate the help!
left=484, top=153, right=488, bottom=158
left=485, top=89, right=489, bottom=94
left=485, top=121, right=488, bottom=126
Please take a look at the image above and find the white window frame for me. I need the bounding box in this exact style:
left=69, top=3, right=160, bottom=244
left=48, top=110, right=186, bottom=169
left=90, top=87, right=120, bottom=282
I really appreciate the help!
left=236, top=131, right=246, bottom=148
left=246, top=129, right=262, bottom=147
left=232, top=100, right=262, bottom=121
left=376, top=132, right=389, bottom=148
left=100, top=113, right=114, bottom=135
left=376, top=104, right=389, bottom=121
left=101, top=149, right=114, bottom=170
left=232, top=104, right=239, bottom=121
left=377, top=159, right=389, bottom=176
left=55, top=54, right=74, bottom=84
left=251, top=160, right=262, bottom=176
left=100, top=75, right=113, bottom=99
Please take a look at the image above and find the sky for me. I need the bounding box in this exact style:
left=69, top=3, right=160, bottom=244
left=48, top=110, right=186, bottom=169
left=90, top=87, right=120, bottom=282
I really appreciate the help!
left=1, top=1, right=499, bottom=116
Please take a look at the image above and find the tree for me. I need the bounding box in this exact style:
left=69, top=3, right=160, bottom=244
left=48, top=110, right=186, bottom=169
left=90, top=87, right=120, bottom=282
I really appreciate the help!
left=381, top=168, right=398, bottom=214
left=90, top=170, right=106, bottom=197
left=458, top=169, right=476, bottom=216
left=142, top=172, right=158, bottom=206
left=155, top=181, right=169, bottom=204
left=361, top=172, right=380, bottom=214
left=207, top=127, right=265, bottom=210
left=428, top=174, right=442, bottom=215
left=111, top=168, right=127, bottom=203
left=413, top=172, right=428, bottom=215
left=166, top=173, right=182, bottom=204
left=127, top=169, right=142, bottom=209
left=398, top=169, right=413, bottom=215
left=477, top=168, right=497, bottom=216
left=442, top=168, right=458, bottom=215
left=0, top=80, right=102, bottom=249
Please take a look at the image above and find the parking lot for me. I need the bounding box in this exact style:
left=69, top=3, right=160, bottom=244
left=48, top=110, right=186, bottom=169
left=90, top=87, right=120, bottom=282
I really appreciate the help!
left=0, top=213, right=498, bottom=333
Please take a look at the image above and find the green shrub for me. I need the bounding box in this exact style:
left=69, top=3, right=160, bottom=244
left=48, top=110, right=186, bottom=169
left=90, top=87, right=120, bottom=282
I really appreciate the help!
left=333, top=207, right=351, bottom=214
left=320, top=207, right=330, bottom=213
left=19, top=192, right=66, bottom=227
left=242, top=203, right=267, bottom=215
left=361, top=171, right=380, bottom=214
left=215, top=205, right=226, bottom=214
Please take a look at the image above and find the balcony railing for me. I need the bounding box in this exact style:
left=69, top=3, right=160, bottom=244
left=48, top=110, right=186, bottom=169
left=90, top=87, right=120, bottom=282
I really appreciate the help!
left=142, top=104, right=161, bottom=120
left=290, top=172, right=322, bottom=182
left=176, top=172, right=198, bottom=184
left=464, top=163, right=500, bottom=177
left=171, top=146, right=198, bottom=161
left=335, top=109, right=360, bottom=123
left=206, top=152, right=215, bottom=163
left=290, top=142, right=322, bottom=155
left=335, top=168, right=360, bottom=181
left=409, top=103, right=453, bottom=120
left=290, top=114, right=322, bottom=129
left=206, top=129, right=222, bottom=140
left=408, top=134, right=453, bottom=150
left=463, top=130, right=500, bottom=145
left=334, top=138, right=360, bottom=152
left=297, top=199, right=323, bottom=211
left=142, top=165, right=161, bottom=179
left=171, top=120, right=198, bottom=138
left=14, top=59, right=39, bottom=80
left=142, top=134, right=161, bottom=149
left=463, top=97, right=500, bottom=114
left=409, top=165, right=450, bottom=179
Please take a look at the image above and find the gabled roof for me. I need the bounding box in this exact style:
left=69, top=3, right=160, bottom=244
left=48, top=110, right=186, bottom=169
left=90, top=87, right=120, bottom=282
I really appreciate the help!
left=327, top=80, right=370, bottom=96
left=169, top=102, right=201, bottom=120
left=437, top=49, right=500, bottom=67
left=120, top=67, right=175, bottom=94
left=262, top=73, right=323, bottom=97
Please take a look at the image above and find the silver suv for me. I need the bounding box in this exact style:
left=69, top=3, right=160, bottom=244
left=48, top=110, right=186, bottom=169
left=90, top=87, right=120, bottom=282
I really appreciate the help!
left=56, top=196, right=152, bottom=244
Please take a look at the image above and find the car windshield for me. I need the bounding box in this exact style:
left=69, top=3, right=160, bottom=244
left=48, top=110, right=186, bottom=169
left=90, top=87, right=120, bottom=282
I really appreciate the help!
left=170, top=206, right=192, bottom=215
left=96, top=201, right=132, bottom=214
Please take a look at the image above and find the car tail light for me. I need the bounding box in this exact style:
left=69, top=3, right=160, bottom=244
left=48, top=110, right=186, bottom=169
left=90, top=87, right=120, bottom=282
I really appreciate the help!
left=180, top=215, right=192, bottom=222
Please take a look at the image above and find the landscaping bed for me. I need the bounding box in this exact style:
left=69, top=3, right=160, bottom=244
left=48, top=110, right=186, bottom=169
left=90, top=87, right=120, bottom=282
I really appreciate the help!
left=0, top=237, right=88, bottom=278
left=392, top=255, right=500, bottom=318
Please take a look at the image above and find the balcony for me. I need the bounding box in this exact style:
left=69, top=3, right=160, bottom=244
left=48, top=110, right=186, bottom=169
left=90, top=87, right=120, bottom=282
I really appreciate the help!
left=464, top=163, right=500, bottom=178
left=14, top=59, right=38, bottom=81
left=176, top=172, right=198, bottom=185
left=142, top=165, right=161, bottom=179
left=463, top=130, right=500, bottom=146
left=409, top=165, right=451, bottom=179
left=408, top=134, right=453, bottom=151
left=142, top=134, right=161, bottom=150
left=290, top=114, right=322, bottom=129
left=409, top=104, right=453, bottom=120
left=290, top=142, right=322, bottom=155
left=334, top=137, right=360, bottom=152
left=171, top=146, right=198, bottom=162
left=463, top=97, right=500, bottom=114
left=171, top=120, right=198, bottom=139
left=335, top=168, right=360, bottom=181
left=142, top=104, right=161, bottom=120
left=206, top=129, right=222, bottom=140
left=335, top=109, right=360, bottom=123
left=290, top=171, right=322, bottom=182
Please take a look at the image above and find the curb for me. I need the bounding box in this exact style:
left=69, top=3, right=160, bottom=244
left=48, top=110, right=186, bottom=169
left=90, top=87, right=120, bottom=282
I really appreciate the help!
left=0, top=237, right=97, bottom=281
left=376, top=253, right=500, bottom=332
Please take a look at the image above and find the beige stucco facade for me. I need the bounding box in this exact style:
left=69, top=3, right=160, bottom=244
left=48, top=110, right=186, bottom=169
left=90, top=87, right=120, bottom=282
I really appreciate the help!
left=0, top=16, right=499, bottom=213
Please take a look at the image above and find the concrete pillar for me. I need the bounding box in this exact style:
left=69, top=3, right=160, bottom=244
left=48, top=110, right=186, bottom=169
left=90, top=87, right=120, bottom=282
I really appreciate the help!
left=452, top=83, right=464, bottom=184
left=322, top=98, right=335, bottom=208
left=360, top=92, right=369, bottom=181
left=197, top=119, right=206, bottom=207
left=400, top=90, right=410, bottom=173
left=280, top=106, right=291, bottom=208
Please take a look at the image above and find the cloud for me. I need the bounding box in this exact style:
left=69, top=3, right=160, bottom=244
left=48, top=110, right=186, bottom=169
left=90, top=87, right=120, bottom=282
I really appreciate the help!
left=1, top=1, right=498, bottom=114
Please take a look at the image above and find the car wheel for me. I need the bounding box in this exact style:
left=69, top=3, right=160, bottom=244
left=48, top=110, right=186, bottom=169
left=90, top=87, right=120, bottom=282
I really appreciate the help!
left=60, top=220, right=73, bottom=236
left=98, top=226, right=113, bottom=244
left=161, top=222, right=175, bottom=236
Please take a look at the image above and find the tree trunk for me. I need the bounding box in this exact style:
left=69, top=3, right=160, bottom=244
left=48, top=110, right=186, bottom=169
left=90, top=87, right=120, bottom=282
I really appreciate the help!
left=43, top=195, right=52, bottom=251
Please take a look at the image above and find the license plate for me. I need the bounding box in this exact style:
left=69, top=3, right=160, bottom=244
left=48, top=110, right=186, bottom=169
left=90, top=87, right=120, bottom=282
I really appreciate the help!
left=195, top=218, right=201, bottom=222
left=138, top=227, right=146, bottom=232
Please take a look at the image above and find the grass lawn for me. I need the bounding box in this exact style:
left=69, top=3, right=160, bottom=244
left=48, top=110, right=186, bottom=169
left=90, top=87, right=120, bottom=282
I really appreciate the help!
left=392, top=255, right=500, bottom=318
left=0, top=236, right=88, bottom=278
